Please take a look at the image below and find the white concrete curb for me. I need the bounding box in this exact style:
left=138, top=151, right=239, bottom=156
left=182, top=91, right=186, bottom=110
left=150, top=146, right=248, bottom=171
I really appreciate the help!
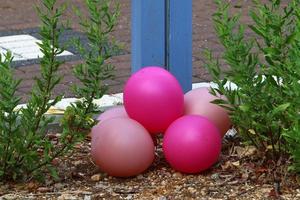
left=15, top=82, right=238, bottom=115
left=14, top=82, right=238, bottom=136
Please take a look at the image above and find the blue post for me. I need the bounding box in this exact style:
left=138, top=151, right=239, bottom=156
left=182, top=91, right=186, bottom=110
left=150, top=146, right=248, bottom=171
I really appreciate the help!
left=131, top=0, right=192, bottom=92
left=131, top=0, right=165, bottom=72
left=167, top=0, right=192, bottom=92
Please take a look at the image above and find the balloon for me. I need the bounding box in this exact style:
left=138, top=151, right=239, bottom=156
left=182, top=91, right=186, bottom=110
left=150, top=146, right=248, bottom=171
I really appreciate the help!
left=91, top=118, right=155, bottom=177
left=124, top=66, right=184, bottom=134
left=97, top=106, right=128, bottom=122
left=184, top=87, right=231, bottom=136
left=90, top=106, right=128, bottom=138
left=163, top=115, right=222, bottom=173
left=95, top=106, right=158, bottom=145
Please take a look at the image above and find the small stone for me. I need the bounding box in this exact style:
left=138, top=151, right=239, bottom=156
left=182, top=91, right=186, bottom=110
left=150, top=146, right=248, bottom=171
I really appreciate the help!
left=188, top=187, right=197, bottom=193
left=201, top=188, right=207, bottom=196
left=95, top=183, right=108, bottom=189
left=58, top=194, right=77, bottom=200
left=112, top=193, right=118, bottom=197
left=125, top=194, right=134, bottom=200
left=232, top=161, right=240, bottom=167
left=296, top=190, right=300, bottom=197
left=172, top=172, right=182, bottom=178
left=211, top=173, right=220, bottom=180
left=37, top=187, right=51, bottom=193
left=27, top=181, right=38, bottom=190
left=73, top=160, right=83, bottom=166
left=0, top=194, right=19, bottom=200
left=83, top=195, right=92, bottom=200
left=158, top=196, right=167, bottom=200
left=165, top=172, right=171, bottom=177
left=137, top=175, right=144, bottom=180
left=91, top=174, right=101, bottom=182
left=54, top=183, right=64, bottom=190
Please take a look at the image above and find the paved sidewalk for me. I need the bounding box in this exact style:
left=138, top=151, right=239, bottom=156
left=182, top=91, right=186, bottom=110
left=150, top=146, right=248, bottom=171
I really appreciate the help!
left=0, top=0, right=256, bottom=102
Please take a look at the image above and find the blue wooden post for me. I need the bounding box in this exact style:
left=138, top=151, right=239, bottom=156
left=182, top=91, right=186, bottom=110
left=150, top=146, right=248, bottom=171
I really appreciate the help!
left=167, top=0, right=192, bottom=92
left=131, top=0, right=165, bottom=72
left=131, top=0, right=192, bottom=92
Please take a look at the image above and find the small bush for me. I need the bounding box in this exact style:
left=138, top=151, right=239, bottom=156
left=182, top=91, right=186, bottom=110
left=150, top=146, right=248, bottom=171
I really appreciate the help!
left=205, top=0, right=300, bottom=174
left=0, top=0, right=119, bottom=182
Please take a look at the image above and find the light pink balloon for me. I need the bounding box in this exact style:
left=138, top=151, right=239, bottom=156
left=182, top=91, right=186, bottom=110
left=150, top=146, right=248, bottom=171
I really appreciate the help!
left=124, top=66, right=184, bottom=134
left=91, top=106, right=128, bottom=139
left=91, top=118, right=155, bottom=177
left=95, top=106, right=158, bottom=145
left=184, top=87, right=231, bottom=136
left=163, top=115, right=222, bottom=173
left=97, top=106, right=128, bottom=122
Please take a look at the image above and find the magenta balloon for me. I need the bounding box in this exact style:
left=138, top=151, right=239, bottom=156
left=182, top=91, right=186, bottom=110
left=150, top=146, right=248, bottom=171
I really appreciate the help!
left=184, top=87, right=231, bottom=136
left=97, top=106, right=128, bottom=122
left=163, top=115, right=222, bottom=173
left=91, top=118, right=155, bottom=177
left=124, top=66, right=184, bottom=134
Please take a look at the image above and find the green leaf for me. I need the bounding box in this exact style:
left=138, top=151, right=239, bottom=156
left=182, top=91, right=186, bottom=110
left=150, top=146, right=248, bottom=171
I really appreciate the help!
left=249, top=25, right=265, bottom=38
left=239, top=105, right=250, bottom=112
left=272, top=103, right=291, bottom=115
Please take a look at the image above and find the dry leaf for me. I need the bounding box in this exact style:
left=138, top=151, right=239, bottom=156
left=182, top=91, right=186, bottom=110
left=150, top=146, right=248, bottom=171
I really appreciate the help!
left=234, top=146, right=257, bottom=158
left=232, top=161, right=240, bottom=167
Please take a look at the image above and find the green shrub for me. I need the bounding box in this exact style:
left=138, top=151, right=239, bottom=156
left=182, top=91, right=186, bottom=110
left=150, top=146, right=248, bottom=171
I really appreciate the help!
left=68, top=0, right=120, bottom=122
left=0, top=0, right=119, bottom=182
left=205, top=0, right=300, bottom=173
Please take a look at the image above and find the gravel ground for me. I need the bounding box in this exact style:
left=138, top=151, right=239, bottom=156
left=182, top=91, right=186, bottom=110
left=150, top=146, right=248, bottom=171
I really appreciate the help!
left=1, top=135, right=299, bottom=200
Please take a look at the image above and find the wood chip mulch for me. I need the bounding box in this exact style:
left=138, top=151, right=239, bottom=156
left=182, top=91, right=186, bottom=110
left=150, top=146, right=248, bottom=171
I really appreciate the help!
left=1, top=135, right=300, bottom=200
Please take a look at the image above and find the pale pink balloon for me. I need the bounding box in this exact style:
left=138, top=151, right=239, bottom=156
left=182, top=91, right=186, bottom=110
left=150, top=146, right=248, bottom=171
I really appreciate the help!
left=97, top=106, right=128, bottom=122
left=95, top=106, right=158, bottom=145
left=163, top=115, right=222, bottom=173
left=184, top=87, right=231, bottom=136
left=91, top=106, right=128, bottom=139
left=124, top=66, right=184, bottom=134
left=91, top=118, right=155, bottom=177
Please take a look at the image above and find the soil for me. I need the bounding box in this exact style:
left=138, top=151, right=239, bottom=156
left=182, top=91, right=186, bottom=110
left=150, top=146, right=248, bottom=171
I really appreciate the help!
left=1, top=135, right=299, bottom=200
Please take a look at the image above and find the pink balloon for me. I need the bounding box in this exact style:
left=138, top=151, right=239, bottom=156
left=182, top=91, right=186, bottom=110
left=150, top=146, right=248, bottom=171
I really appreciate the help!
left=163, top=115, right=222, bottom=173
left=124, top=66, right=184, bottom=134
left=91, top=106, right=128, bottom=139
left=184, top=87, right=231, bottom=136
left=97, top=106, right=128, bottom=122
left=91, top=118, right=155, bottom=177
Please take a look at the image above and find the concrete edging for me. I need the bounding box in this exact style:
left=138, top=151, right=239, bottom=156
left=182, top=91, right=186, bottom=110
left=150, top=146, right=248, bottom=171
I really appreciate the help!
left=15, top=82, right=238, bottom=136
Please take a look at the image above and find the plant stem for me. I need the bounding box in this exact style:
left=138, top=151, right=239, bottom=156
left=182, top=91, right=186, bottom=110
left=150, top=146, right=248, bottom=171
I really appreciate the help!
left=269, top=130, right=278, bottom=161
left=34, top=7, right=56, bottom=132
left=15, top=3, right=61, bottom=168
left=2, top=111, right=15, bottom=177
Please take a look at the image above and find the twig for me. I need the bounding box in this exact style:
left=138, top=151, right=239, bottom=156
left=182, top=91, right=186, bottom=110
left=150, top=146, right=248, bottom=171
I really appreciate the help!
left=17, top=191, right=92, bottom=196
left=215, top=175, right=237, bottom=186
left=237, top=187, right=256, bottom=196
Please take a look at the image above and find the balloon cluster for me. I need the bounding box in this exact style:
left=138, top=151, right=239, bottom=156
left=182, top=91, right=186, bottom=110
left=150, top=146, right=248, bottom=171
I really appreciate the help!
left=91, top=66, right=231, bottom=177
